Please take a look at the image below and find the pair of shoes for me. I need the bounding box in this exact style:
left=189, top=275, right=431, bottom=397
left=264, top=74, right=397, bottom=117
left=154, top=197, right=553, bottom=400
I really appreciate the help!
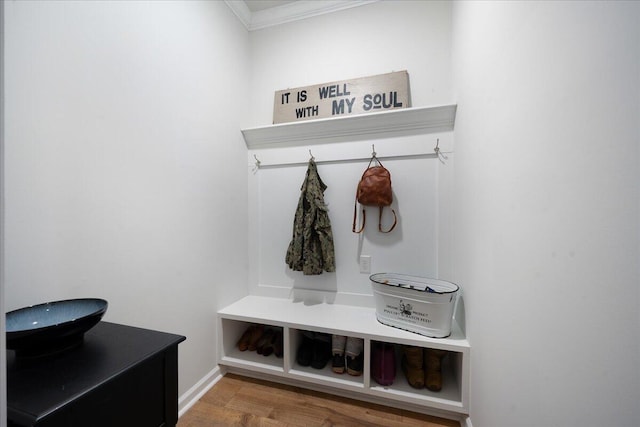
left=401, top=347, right=447, bottom=391
left=257, top=328, right=283, bottom=357
left=237, top=324, right=264, bottom=352
left=333, top=353, right=363, bottom=376
left=371, top=342, right=396, bottom=386
left=331, top=335, right=364, bottom=375
left=297, top=331, right=331, bottom=369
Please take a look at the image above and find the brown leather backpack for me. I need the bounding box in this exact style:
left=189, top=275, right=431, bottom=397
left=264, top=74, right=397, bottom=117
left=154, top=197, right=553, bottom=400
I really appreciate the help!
left=352, top=155, right=397, bottom=233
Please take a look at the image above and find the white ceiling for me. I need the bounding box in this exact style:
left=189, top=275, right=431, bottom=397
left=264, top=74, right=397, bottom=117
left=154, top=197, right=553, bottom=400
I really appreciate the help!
left=243, top=1, right=296, bottom=13
left=227, top=0, right=377, bottom=31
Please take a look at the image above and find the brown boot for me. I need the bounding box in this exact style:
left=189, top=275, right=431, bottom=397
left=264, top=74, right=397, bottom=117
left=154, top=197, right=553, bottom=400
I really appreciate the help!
left=401, top=346, right=425, bottom=389
left=424, top=348, right=447, bottom=392
left=247, top=324, right=265, bottom=351
left=237, top=324, right=264, bottom=351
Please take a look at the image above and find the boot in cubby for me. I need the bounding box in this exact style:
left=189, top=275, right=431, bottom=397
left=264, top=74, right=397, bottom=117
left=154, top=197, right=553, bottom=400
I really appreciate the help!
left=273, top=329, right=283, bottom=358
left=331, top=335, right=346, bottom=374
left=424, top=348, right=447, bottom=392
left=296, top=331, right=315, bottom=366
left=237, top=324, right=264, bottom=352
left=311, top=333, right=332, bottom=369
left=256, top=328, right=275, bottom=355
left=345, top=336, right=364, bottom=376
left=401, top=346, right=425, bottom=389
left=372, top=342, right=396, bottom=386
left=258, top=327, right=283, bottom=358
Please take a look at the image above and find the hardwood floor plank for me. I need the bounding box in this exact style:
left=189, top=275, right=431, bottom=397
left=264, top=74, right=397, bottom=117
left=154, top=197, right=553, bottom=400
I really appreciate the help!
left=225, top=394, right=275, bottom=419
left=201, top=377, right=243, bottom=407
left=183, top=401, right=285, bottom=427
left=178, top=374, right=460, bottom=427
left=269, top=405, right=330, bottom=426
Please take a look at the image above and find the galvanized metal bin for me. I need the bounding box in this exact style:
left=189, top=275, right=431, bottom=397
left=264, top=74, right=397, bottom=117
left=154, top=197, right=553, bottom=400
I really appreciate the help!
left=370, top=273, right=459, bottom=338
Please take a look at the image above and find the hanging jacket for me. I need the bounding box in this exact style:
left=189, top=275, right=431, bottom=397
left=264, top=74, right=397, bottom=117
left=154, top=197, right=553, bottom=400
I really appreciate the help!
left=285, top=159, right=336, bottom=275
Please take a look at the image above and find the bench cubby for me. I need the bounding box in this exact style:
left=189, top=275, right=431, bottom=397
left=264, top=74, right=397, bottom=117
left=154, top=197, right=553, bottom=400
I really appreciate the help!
left=218, top=295, right=469, bottom=417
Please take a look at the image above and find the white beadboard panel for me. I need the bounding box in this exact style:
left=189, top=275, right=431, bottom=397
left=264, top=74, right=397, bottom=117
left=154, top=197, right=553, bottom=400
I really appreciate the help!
left=248, top=135, right=448, bottom=304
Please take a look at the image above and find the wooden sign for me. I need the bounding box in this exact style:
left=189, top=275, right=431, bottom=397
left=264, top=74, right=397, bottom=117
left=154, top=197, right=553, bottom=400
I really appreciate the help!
left=273, top=71, right=410, bottom=124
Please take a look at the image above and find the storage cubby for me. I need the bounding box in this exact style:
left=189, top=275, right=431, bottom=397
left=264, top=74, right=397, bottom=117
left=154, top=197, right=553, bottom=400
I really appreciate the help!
left=220, top=318, right=285, bottom=373
left=220, top=105, right=467, bottom=420
left=369, top=342, right=463, bottom=406
left=218, top=295, right=469, bottom=417
left=288, top=329, right=365, bottom=388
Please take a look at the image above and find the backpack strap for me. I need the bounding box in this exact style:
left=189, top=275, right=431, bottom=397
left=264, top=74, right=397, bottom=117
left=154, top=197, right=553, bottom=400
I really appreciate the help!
left=378, top=207, right=397, bottom=233
left=352, top=195, right=366, bottom=233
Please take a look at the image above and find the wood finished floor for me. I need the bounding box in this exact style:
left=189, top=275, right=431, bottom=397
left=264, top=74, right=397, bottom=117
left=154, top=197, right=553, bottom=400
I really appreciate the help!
left=177, top=373, right=460, bottom=427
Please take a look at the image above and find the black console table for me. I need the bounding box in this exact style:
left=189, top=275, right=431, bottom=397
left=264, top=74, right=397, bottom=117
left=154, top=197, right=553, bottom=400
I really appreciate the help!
left=7, top=321, right=186, bottom=427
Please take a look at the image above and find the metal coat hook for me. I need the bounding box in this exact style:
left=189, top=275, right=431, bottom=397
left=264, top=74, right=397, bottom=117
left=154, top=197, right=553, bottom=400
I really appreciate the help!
left=434, top=138, right=448, bottom=163
left=372, top=144, right=377, bottom=157
left=251, top=154, right=261, bottom=173
left=309, top=149, right=315, bottom=161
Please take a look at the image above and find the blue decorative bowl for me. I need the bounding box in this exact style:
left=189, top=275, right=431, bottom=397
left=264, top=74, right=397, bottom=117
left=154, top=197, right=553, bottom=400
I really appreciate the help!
left=6, top=298, right=108, bottom=357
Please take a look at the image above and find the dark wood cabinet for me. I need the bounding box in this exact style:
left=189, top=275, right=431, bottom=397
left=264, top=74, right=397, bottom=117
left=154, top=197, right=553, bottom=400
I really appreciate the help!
left=7, top=321, right=186, bottom=427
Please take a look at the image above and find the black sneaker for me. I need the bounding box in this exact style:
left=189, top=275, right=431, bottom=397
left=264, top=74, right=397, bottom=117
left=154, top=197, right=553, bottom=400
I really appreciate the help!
left=347, top=353, right=364, bottom=376
left=332, top=353, right=345, bottom=374
left=296, top=335, right=314, bottom=367
left=311, top=335, right=331, bottom=369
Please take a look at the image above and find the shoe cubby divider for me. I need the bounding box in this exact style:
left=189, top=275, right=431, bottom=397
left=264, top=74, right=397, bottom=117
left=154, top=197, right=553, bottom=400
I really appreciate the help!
left=218, top=296, right=470, bottom=416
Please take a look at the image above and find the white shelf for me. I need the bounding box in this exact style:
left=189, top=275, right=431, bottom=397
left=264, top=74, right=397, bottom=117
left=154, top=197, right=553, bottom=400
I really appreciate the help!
left=218, top=295, right=469, bottom=416
left=219, top=295, right=468, bottom=351
left=241, top=105, right=457, bottom=148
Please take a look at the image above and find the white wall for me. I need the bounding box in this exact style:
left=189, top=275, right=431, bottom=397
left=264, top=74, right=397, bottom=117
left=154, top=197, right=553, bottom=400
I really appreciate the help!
left=0, top=2, right=6, bottom=426
left=248, top=0, right=453, bottom=128
left=246, top=1, right=454, bottom=302
left=4, top=0, right=250, bottom=398
left=452, top=1, right=640, bottom=426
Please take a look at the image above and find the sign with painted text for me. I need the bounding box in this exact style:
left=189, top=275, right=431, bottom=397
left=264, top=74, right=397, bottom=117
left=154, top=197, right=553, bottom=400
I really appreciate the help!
left=273, top=71, right=410, bottom=124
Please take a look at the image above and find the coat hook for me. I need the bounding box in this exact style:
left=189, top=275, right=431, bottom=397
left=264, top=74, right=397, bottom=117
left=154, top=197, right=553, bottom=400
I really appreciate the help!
left=434, top=138, right=440, bottom=154
left=372, top=144, right=377, bottom=157
left=253, top=154, right=261, bottom=167
left=309, top=149, right=315, bottom=161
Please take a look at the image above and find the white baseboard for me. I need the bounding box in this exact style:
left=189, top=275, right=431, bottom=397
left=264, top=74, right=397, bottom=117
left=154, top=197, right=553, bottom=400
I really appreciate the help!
left=178, top=366, right=224, bottom=418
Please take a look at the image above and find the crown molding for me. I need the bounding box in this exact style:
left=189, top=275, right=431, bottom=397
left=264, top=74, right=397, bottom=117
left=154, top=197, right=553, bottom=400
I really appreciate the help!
left=225, top=0, right=378, bottom=31
left=224, top=1, right=252, bottom=29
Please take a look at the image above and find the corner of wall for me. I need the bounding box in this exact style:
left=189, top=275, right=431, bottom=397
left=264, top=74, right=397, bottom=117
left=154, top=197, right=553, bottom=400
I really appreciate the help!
left=0, top=0, right=7, bottom=423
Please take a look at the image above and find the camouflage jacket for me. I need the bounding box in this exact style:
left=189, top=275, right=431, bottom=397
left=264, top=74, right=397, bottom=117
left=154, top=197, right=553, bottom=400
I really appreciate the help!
left=285, top=159, right=336, bottom=275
